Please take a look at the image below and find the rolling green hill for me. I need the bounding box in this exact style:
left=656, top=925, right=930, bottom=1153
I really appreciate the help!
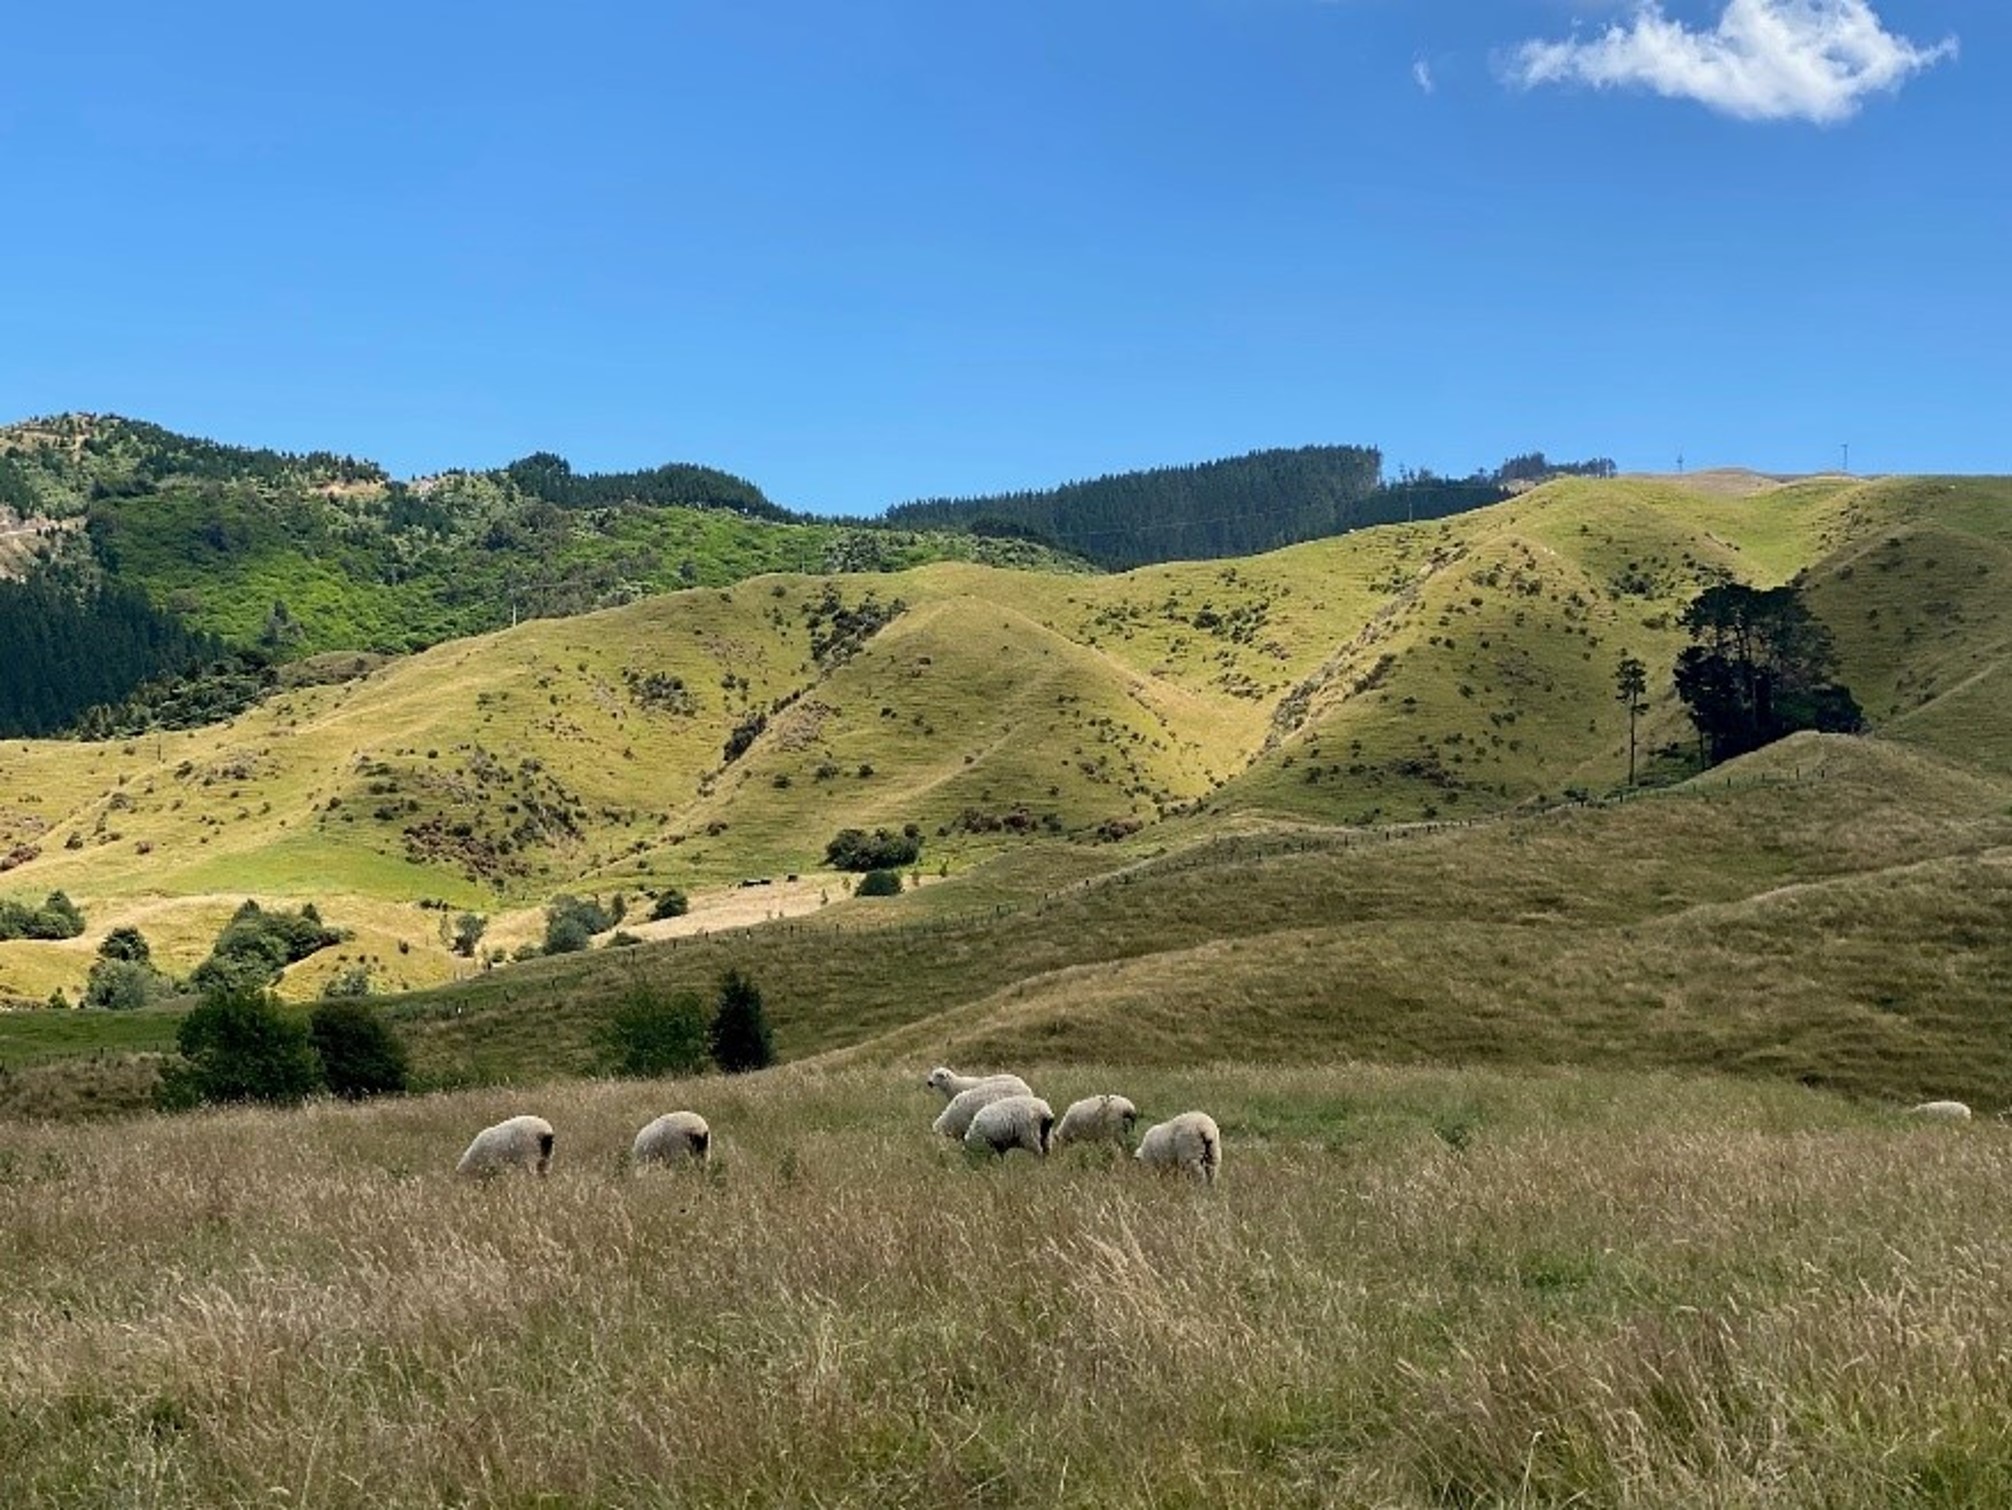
left=3, top=468, right=2011, bottom=1113
left=0, top=413, right=1092, bottom=734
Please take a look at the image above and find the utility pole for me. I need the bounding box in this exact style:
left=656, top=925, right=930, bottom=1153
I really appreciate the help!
left=1841, top=442, right=1850, bottom=474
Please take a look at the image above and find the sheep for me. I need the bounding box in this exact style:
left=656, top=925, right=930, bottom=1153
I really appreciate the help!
left=964, top=1094, right=1055, bottom=1158
left=1907, top=1100, right=1973, bottom=1122
left=1052, top=1094, right=1138, bottom=1150
left=933, top=1080, right=1028, bottom=1141
left=632, top=1111, right=711, bottom=1167
left=925, top=1066, right=1032, bottom=1102
left=1135, top=1112, right=1221, bottom=1185
left=456, top=1114, right=555, bottom=1177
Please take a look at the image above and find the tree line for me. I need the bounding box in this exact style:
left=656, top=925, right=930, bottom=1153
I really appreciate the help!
left=1619, top=579, right=1863, bottom=784
left=0, top=568, right=221, bottom=736
left=886, top=445, right=1389, bottom=569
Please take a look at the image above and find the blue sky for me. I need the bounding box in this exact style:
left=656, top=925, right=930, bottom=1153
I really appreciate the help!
left=0, top=1, right=1998, bottom=514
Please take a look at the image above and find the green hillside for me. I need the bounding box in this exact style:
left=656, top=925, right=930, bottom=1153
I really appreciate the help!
left=4, top=468, right=2011, bottom=1113
left=0, top=414, right=1090, bottom=734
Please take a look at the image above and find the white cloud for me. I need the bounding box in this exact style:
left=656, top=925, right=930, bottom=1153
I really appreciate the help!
left=1505, top=0, right=1957, bottom=124
left=1413, top=56, right=1435, bottom=94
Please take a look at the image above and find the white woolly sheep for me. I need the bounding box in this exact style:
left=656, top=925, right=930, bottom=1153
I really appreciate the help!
left=933, top=1080, right=1029, bottom=1141
left=924, top=1066, right=1032, bottom=1102
left=1135, top=1112, right=1221, bottom=1185
left=456, top=1114, right=556, bottom=1177
left=1052, top=1094, right=1138, bottom=1150
left=632, top=1111, right=712, bottom=1166
left=1907, top=1100, right=1973, bottom=1122
left=964, top=1094, right=1055, bottom=1158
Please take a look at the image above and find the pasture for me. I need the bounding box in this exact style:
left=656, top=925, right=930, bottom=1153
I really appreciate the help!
left=4, top=1064, right=2009, bottom=1507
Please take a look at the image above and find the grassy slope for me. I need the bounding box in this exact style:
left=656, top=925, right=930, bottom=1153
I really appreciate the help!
left=9, top=1064, right=2012, bottom=1506
left=2, top=472, right=2009, bottom=1040
left=337, top=733, right=2012, bottom=1110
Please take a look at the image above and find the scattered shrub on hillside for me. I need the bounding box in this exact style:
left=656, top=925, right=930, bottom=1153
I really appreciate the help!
left=82, top=957, right=169, bottom=1011
left=320, top=963, right=374, bottom=998
left=308, top=998, right=409, bottom=1100
left=0, top=890, right=86, bottom=941
left=96, top=926, right=152, bottom=964
left=156, top=989, right=322, bottom=1110
left=450, top=912, right=487, bottom=957
left=543, top=893, right=624, bottom=955
left=823, top=825, right=922, bottom=872
left=189, top=900, right=346, bottom=996
left=722, top=711, right=767, bottom=764
left=709, top=968, right=775, bottom=1075
left=856, top=868, right=903, bottom=897
left=649, top=888, right=689, bottom=922
left=601, top=986, right=711, bottom=1078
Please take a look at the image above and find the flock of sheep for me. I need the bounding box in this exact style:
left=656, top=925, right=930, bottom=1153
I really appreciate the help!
left=453, top=1065, right=1222, bottom=1183
left=451, top=1077, right=1977, bottom=1180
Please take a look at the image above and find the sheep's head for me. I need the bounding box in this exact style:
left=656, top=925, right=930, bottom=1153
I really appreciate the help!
left=924, top=1067, right=959, bottom=1096
left=1037, top=1113, right=1056, bottom=1156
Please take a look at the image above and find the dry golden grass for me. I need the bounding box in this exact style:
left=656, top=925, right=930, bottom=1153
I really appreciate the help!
left=5, top=1064, right=2011, bottom=1507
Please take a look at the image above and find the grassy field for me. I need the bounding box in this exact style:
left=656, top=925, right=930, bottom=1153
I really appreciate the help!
left=5, top=1064, right=2010, bottom=1507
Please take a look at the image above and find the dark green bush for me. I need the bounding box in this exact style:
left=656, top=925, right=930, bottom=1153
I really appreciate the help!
left=189, top=901, right=345, bottom=994
left=156, top=989, right=322, bottom=1110
left=855, top=868, right=903, bottom=897
left=823, top=826, right=921, bottom=872
left=601, top=987, right=711, bottom=1078
left=308, top=998, right=409, bottom=1100
left=709, top=969, right=775, bottom=1075
left=543, top=894, right=623, bottom=955
left=649, top=888, right=690, bottom=921
left=0, top=891, right=86, bottom=942
left=82, top=957, right=165, bottom=1011
left=96, top=926, right=152, bottom=963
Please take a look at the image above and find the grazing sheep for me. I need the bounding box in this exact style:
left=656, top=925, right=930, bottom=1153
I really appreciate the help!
left=933, top=1080, right=1028, bottom=1141
left=964, top=1095, right=1055, bottom=1158
left=1053, top=1094, right=1138, bottom=1150
left=632, top=1111, right=712, bottom=1166
left=925, top=1066, right=1032, bottom=1102
left=456, top=1114, right=556, bottom=1177
left=1135, top=1112, right=1222, bottom=1185
left=1907, top=1100, right=1973, bottom=1122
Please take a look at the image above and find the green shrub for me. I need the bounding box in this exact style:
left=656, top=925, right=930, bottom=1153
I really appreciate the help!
left=855, top=868, right=903, bottom=897
left=189, top=901, right=345, bottom=994
left=649, top=888, right=690, bottom=921
left=157, top=989, right=322, bottom=1110
left=823, top=825, right=922, bottom=872
left=320, top=964, right=374, bottom=998
left=308, top=999, right=409, bottom=1100
left=601, top=987, right=711, bottom=1078
left=543, top=894, right=622, bottom=955
left=709, top=969, right=775, bottom=1074
left=96, top=926, right=152, bottom=964
left=81, top=957, right=165, bottom=1011
left=451, top=913, right=487, bottom=957
left=0, top=891, right=86, bottom=942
